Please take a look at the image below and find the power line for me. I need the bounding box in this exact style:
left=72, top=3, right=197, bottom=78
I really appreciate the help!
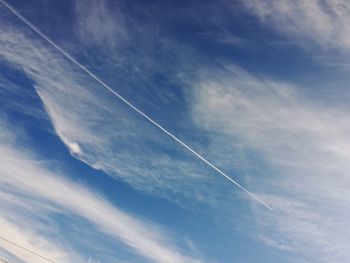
left=0, top=0, right=271, bottom=210
left=0, top=236, right=56, bottom=263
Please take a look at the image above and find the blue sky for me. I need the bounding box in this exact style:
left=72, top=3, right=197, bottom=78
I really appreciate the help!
left=1, top=0, right=350, bottom=262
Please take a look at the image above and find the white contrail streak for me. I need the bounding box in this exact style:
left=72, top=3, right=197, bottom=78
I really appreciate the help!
left=0, top=0, right=271, bottom=210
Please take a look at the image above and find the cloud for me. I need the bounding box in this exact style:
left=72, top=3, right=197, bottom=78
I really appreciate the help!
left=191, top=65, right=350, bottom=262
left=0, top=24, right=228, bottom=208
left=74, top=0, right=129, bottom=51
left=0, top=117, right=202, bottom=263
left=0, top=67, right=47, bottom=121
left=0, top=216, right=83, bottom=263
left=241, top=0, right=350, bottom=51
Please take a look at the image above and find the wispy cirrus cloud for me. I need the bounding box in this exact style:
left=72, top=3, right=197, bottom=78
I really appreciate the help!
left=0, top=216, right=84, bottom=263
left=74, top=0, right=129, bottom=51
left=241, top=0, right=350, bottom=52
left=191, top=65, right=350, bottom=262
left=0, top=22, right=229, bottom=208
left=0, top=116, right=202, bottom=263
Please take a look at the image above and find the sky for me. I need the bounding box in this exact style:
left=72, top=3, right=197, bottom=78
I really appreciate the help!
left=1, top=0, right=350, bottom=262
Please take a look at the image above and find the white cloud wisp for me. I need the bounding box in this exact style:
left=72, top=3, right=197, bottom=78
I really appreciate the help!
left=242, top=0, right=350, bottom=52
left=0, top=2, right=266, bottom=208
left=192, top=66, right=350, bottom=262
left=0, top=118, right=202, bottom=263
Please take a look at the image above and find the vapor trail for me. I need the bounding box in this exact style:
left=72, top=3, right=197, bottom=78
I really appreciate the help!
left=0, top=0, right=271, bottom=209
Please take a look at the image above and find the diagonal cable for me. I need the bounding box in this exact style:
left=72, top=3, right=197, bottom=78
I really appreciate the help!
left=0, top=236, right=56, bottom=263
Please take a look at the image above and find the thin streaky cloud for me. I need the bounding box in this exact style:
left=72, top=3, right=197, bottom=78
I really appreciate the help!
left=0, top=236, right=55, bottom=263
left=241, top=0, right=350, bottom=52
left=0, top=214, right=85, bottom=263
left=0, top=118, right=202, bottom=263
left=192, top=66, right=350, bottom=262
left=0, top=0, right=271, bottom=210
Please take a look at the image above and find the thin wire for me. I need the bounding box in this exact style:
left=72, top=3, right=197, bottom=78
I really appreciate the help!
left=0, top=0, right=271, bottom=210
left=0, top=236, right=56, bottom=263
left=0, top=257, right=9, bottom=263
